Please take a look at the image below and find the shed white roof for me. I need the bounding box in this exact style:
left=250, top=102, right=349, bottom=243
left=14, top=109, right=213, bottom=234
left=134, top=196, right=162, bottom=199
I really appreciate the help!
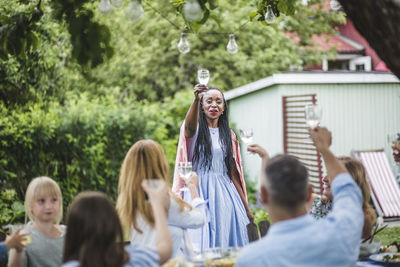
left=224, top=71, right=400, bottom=100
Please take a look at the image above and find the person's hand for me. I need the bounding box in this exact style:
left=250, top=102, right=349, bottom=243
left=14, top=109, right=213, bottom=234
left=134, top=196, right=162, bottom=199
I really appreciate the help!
left=194, top=84, right=208, bottom=101
left=5, top=228, right=27, bottom=252
left=309, top=127, right=332, bottom=153
left=141, top=180, right=170, bottom=211
left=183, top=172, right=199, bottom=189
left=247, top=209, right=254, bottom=222
left=247, top=144, right=269, bottom=161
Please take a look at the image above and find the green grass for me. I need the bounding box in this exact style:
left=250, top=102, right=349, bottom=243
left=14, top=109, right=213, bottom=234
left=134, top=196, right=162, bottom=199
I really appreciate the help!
left=375, top=227, right=400, bottom=246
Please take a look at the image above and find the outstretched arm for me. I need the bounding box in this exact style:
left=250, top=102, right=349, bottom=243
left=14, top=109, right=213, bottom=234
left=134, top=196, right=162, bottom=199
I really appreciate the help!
left=247, top=144, right=270, bottom=167
left=141, top=180, right=172, bottom=265
left=309, top=127, right=347, bottom=183
left=184, top=84, right=207, bottom=138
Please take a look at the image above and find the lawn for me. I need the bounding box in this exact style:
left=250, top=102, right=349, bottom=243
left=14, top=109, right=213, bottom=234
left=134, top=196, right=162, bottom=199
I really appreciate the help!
left=375, top=226, right=400, bottom=246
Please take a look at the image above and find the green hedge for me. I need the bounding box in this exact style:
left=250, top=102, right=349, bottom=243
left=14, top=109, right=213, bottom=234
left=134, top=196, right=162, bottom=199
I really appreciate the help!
left=0, top=91, right=193, bottom=224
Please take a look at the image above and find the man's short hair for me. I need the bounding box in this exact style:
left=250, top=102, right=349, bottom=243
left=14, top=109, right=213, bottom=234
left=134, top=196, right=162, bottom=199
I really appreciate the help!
left=262, top=154, right=309, bottom=210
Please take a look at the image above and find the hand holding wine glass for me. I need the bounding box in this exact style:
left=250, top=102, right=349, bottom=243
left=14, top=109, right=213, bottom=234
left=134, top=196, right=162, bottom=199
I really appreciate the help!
left=197, top=69, right=210, bottom=86
left=305, top=104, right=322, bottom=129
left=239, top=128, right=254, bottom=154
left=178, top=162, right=193, bottom=192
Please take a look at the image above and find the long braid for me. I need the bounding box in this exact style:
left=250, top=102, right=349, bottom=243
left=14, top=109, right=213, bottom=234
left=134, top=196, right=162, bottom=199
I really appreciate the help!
left=192, top=88, right=233, bottom=179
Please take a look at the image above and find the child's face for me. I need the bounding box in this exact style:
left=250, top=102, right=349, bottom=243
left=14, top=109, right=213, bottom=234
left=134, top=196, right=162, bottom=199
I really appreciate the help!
left=32, top=195, right=60, bottom=223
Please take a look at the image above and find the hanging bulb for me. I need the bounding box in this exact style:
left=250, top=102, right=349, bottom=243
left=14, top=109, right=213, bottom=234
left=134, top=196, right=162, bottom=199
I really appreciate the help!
left=125, top=0, right=144, bottom=22
left=183, top=0, right=202, bottom=22
left=99, top=0, right=112, bottom=14
left=177, top=33, right=190, bottom=54
left=111, top=0, right=124, bottom=8
left=226, top=34, right=239, bottom=54
left=264, top=5, right=276, bottom=24
left=330, top=0, right=341, bottom=11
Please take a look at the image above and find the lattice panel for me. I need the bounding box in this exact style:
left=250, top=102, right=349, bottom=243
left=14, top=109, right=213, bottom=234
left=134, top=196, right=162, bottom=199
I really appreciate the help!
left=282, top=94, right=324, bottom=194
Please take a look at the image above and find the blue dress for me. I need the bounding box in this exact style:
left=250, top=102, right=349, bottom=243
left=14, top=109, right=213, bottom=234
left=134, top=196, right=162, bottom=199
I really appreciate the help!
left=185, top=127, right=249, bottom=250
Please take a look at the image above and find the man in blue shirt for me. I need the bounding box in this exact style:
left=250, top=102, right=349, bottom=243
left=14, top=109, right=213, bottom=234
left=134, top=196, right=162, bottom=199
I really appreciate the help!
left=237, top=127, right=363, bottom=267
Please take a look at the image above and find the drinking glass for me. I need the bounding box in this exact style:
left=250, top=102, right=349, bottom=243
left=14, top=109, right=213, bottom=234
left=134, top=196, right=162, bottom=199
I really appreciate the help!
left=20, top=224, right=32, bottom=246
left=239, top=128, right=254, bottom=154
left=304, top=104, right=322, bottom=129
left=178, top=162, right=193, bottom=192
left=197, top=69, right=210, bottom=86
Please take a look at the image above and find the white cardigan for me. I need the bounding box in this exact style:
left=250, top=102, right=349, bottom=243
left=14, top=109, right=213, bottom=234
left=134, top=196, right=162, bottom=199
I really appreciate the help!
left=130, top=196, right=206, bottom=257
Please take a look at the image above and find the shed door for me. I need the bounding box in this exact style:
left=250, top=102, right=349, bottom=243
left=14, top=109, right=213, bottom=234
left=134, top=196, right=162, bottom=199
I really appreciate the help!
left=282, top=94, right=324, bottom=194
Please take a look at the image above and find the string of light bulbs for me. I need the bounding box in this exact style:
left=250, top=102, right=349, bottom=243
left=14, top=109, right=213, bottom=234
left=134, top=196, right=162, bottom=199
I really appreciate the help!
left=98, top=0, right=277, bottom=54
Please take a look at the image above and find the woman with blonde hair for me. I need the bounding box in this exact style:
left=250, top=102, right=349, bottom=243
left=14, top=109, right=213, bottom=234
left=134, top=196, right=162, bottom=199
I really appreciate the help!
left=116, top=139, right=205, bottom=261
left=309, top=157, right=376, bottom=238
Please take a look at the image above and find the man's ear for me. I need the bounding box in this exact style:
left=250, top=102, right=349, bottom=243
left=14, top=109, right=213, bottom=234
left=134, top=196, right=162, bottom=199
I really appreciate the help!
left=260, top=184, right=268, bottom=206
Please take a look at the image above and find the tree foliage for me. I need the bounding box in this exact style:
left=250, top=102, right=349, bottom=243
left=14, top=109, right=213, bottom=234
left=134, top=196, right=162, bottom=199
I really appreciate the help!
left=0, top=0, right=346, bottom=223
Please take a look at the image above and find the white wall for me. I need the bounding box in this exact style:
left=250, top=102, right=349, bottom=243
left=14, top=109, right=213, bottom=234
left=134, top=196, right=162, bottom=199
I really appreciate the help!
left=228, top=80, right=400, bottom=182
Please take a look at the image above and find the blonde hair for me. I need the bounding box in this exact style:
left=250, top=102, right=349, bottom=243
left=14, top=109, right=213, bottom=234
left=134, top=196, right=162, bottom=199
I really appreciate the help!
left=338, top=157, right=377, bottom=224
left=116, top=139, right=191, bottom=233
left=25, top=176, right=63, bottom=224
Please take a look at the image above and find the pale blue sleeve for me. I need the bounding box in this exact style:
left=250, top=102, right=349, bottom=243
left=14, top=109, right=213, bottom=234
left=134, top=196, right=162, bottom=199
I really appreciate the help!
left=125, top=244, right=159, bottom=267
left=167, top=197, right=206, bottom=228
left=327, top=173, right=363, bottom=253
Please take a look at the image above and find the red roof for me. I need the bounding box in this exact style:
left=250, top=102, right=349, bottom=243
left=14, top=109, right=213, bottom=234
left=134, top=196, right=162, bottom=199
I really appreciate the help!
left=287, top=32, right=363, bottom=53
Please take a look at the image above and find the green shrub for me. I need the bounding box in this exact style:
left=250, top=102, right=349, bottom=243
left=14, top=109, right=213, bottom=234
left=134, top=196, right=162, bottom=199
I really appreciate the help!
left=0, top=91, right=192, bottom=224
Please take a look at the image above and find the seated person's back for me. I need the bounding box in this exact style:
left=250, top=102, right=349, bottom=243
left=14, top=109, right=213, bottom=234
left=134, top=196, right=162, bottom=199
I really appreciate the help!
left=236, top=128, right=363, bottom=267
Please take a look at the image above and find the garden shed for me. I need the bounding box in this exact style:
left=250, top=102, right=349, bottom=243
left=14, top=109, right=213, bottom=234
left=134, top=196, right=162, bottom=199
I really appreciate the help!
left=225, top=71, right=400, bottom=188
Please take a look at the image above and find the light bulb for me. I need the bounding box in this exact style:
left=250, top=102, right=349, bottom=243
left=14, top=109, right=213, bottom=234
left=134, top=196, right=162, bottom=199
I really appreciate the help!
left=125, top=0, right=144, bottom=22
left=264, top=5, right=276, bottom=24
left=99, top=0, right=112, bottom=14
left=183, top=0, right=202, bottom=22
left=330, top=0, right=341, bottom=11
left=177, top=33, right=190, bottom=54
left=226, top=34, right=239, bottom=54
left=111, top=0, right=124, bottom=8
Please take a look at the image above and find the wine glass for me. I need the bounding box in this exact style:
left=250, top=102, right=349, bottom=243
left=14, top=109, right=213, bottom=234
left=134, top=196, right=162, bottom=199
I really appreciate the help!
left=197, top=69, right=210, bottom=86
left=304, top=104, right=322, bottom=129
left=239, top=128, right=254, bottom=154
left=178, top=162, right=193, bottom=192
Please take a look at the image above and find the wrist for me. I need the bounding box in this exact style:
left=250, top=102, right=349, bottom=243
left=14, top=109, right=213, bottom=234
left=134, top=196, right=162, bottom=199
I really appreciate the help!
left=317, top=147, right=330, bottom=155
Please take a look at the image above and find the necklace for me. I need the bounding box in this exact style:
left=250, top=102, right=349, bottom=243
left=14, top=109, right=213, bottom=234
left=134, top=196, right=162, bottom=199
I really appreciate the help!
left=210, top=128, right=218, bottom=135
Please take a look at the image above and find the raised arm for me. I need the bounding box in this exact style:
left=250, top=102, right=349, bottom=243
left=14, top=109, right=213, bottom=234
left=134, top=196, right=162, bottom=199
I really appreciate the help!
left=141, top=180, right=172, bottom=265
left=310, top=127, right=347, bottom=182
left=247, top=144, right=270, bottom=167
left=184, top=84, right=207, bottom=138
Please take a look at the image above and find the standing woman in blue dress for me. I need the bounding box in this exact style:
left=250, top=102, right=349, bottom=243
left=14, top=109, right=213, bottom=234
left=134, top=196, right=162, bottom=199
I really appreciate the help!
left=172, top=84, right=253, bottom=249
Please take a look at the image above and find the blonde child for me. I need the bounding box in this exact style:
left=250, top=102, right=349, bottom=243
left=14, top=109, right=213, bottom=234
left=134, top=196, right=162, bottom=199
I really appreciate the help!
left=9, top=176, right=65, bottom=267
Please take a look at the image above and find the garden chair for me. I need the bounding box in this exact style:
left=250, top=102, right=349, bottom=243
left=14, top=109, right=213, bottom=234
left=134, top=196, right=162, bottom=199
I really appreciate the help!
left=352, top=149, right=400, bottom=219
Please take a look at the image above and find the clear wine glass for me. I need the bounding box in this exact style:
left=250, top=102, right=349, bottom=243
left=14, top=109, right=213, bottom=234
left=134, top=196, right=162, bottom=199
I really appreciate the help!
left=197, top=69, right=210, bottom=86
left=178, top=162, right=193, bottom=192
left=239, top=128, right=254, bottom=154
left=304, top=104, right=322, bottom=129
